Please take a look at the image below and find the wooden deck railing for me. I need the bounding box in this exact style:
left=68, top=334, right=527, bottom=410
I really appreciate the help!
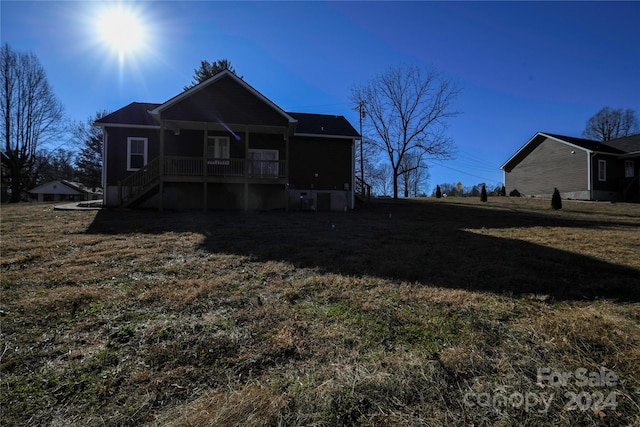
left=119, top=157, right=160, bottom=204
left=355, top=176, right=372, bottom=202
left=118, top=156, right=288, bottom=206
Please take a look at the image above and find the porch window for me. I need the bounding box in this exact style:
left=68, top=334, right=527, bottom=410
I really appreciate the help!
left=598, top=159, right=607, bottom=181
left=625, top=160, right=634, bottom=178
left=207, top=136, right=230, bottom=163
left=249, top=149, right=279, bottom=178
left=127, top=137, right=147, bottom=171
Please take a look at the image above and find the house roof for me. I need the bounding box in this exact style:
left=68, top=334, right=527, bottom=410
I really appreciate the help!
left=501, top=132, right=640, bottom=171
left=95, top=102, right=161, bottom=128
left=94, top=78, right=359, bottom=139
left=149, top=70, right=297, bottom=127
left=289, top=112, right=360, bottom=138
left=602, top=133, right=640, bottom=155
left=29, top=180, right=102, bottom=195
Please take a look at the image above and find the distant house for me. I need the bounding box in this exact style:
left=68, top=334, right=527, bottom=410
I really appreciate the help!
left=29, top=180, right=102, bottom=202
left=95, top=70, right=361, bottom=211
left=501, top=132, right=640, bottom=202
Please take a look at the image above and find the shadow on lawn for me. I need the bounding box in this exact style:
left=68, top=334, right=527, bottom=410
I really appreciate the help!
left=86, top=200, right=640, bottom=303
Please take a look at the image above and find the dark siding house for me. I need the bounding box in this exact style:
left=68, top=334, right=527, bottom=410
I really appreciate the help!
left=96, top=71, right=360, bottom=211
left=501, top=132, right=640, bottom=202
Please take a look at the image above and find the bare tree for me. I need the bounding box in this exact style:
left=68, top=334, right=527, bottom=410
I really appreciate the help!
left=583, top=107, right=639, bottom=142
left=399, top=151, right=430, bottom=197
left=184, top=59, right=239, bottom=91
left=351, top=64, right=459, bottom=198
left=1, top=43, right=64, bottom=202
left=370, top=161, right=393, bottom=197
left=74, top=110, right=109, bottom=191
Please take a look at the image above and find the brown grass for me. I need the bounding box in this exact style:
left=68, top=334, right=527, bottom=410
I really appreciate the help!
left=1, top=197, right=639, bottom=426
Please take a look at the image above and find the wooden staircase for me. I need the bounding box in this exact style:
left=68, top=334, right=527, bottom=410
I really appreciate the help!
left=118, top=157, right=160, bottom=207
left=355, top=176, right=372, bottom=204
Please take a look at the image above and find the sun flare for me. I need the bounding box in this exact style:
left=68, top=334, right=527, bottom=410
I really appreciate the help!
left=95, top=5, right=148, bottom=62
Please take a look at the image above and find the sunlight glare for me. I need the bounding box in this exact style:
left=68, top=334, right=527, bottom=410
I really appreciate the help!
left=96, top=5, right=148, bottom=65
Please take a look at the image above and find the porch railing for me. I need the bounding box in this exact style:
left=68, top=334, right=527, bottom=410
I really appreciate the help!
left=119, top=156, right=288, bottom=206
left=119, top=157, right=160, bottom=204
left=163, top=156, right=286, bottom=179
left=355, top=176, right=372, bottom=202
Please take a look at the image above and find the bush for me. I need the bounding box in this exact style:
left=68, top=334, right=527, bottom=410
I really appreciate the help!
left=480, top=184, right=487, bottom=202
left=551, top=188, right=562, bottom=210
left=500, top=185, right=506, bottom=196
left=435, top=185, right=442, bottom=199
left=509, top=188, right=521, bottom=197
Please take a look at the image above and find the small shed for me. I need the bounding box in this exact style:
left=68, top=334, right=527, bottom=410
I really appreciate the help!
left=29, top=180, right=102, bottom=202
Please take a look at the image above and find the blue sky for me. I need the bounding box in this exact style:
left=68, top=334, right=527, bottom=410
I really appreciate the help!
left=2, top=1, right=639, bottom=193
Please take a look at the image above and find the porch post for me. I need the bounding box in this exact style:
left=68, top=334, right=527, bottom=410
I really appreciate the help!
left=244, top=128, right=249, bottom=211
left=203, top=122, right=208, bottom=212
left=159, top=121, right=165, bottom=212
left=285, top=130, right=290, bottom=211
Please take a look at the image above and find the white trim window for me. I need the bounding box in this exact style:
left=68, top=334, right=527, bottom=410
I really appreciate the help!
left=625, top=160, right=634, bottom=178
left=249, top=149, right=279, bottom=178
left=127, top=137, right=148, bottom=171
left=598, top=159, right=607, bottom=181
left=207, top=136, right=230, bottom=161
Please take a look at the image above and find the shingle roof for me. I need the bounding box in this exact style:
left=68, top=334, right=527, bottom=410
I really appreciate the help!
left=95, top=102, right=161, bottom=127
left=95, top=103, right=359, bottom=138
left=602, top=133, right=640, bottom=154
left=544, top=133, right=625, bottom=154
left=288, top=112, right=360, bottom=138
left=501, top=131, right=640, bottom=171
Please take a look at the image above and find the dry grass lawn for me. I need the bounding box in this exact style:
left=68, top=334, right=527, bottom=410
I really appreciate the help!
left=1, top=197, right=639, bottom=426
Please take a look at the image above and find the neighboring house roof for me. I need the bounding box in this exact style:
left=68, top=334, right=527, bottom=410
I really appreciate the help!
left=501, top=132, right=640, bottom=172
left=29, top=180, right=102, bottom=195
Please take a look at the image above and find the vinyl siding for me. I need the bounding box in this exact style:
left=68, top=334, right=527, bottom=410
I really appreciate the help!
left=505, top=137, right=588, bottom=196
left=289, top=136, right=353, bottom=191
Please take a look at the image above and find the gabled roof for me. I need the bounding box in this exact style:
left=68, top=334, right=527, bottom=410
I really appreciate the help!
left=501, top=132, right=640, bottom=171
left=289, top=112, right=359, bottom=138
left=149, top=70, right=297, bottom=126
left=92, top=73, right=359, bottom=139
left=29, top=180, right=102, bottom=195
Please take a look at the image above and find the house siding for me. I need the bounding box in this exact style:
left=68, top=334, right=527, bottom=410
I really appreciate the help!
left=105, top=127, right=161, bottom=185
left=505, top=137, right=588, bottom=197
left=289, top=137, right=352, bottom=191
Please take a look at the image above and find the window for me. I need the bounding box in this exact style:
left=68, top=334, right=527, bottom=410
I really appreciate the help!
left=249, top=149, right=279, bottom=178
left=598, top=159, right=607, bottom=181
left=625, top=160, right=634, bottom=178
left=207, top=136, right=230, bottom=161
left=127, top=137, right=148, bottom=171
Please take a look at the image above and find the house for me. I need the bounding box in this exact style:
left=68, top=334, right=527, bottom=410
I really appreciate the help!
left=95, top=70, right=361, bottom=211
left=501, top=132, right=640, bottom=202
left=28, top=180, right=102, bottom=202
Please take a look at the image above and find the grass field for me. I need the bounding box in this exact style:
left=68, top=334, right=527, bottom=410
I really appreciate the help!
left=1, top=197, right=639, bottom=426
